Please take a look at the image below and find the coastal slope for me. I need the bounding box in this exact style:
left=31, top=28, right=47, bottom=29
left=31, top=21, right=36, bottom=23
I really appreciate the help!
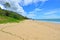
left=0, top=8, right=28, bottom=23
left=0, top=20, right=60, bottom=40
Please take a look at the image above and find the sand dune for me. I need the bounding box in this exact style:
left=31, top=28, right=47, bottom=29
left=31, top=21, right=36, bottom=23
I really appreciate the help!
left=0, top=20, right=60, bottom=40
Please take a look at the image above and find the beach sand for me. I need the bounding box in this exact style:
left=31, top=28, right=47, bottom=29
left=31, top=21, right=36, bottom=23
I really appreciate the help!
left=0, top=20, right=60, bottom=40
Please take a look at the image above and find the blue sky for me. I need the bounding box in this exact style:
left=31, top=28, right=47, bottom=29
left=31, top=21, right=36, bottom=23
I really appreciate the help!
left=0, top=0, right=60, bottom=19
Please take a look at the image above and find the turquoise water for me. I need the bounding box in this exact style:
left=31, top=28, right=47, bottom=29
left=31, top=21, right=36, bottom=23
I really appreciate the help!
left=35, top=19, right=60, bottom=23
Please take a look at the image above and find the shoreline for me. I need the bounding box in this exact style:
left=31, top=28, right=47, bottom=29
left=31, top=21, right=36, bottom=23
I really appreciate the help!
left=31, top=19, right=60, bottom=24
left=0, top=20, right=60, bottom=40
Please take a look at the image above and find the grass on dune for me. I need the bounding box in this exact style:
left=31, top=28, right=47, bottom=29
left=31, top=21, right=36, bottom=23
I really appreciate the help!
left=0, top=8, right=28, bottom=24
left=0, top=16, right=20, bottom=24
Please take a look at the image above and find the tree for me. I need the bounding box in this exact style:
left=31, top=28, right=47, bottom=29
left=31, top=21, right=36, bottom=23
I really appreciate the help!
left=4, top=2, right=11, bottom=8
left=0, top=7, right=1, bottom=9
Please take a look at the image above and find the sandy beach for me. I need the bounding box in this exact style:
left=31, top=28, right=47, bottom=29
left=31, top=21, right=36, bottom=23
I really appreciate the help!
left=0, top=20, right=60, bottom=40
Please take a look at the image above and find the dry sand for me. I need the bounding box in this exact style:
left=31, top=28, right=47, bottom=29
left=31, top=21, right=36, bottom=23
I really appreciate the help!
left=0, top=20, right=60, bottom=40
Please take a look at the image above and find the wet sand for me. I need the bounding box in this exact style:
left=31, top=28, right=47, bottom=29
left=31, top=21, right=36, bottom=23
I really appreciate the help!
left=0, top=20, right=60, bottom=40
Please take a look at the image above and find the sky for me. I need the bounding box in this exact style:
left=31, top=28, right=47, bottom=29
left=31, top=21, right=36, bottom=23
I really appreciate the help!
left=0, top=0, right=60, bottom=19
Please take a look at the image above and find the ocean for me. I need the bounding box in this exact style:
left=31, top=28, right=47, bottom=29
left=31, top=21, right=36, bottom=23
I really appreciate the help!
left=35, top=19, right=60, bottom=23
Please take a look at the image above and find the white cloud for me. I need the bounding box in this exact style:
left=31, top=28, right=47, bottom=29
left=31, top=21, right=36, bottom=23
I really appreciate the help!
left=28, top=8, right=60, bottom=19
left=0, top=4, right=6, bottom=9
left=34, top=8, right=42, bottom=11
left=40, top=9, right=60, bottom=19
left=0, top=0, right=47, bottom=12
left=29, top=8, right=42, bottom=13
left=27, top=13, right=36, bottom=19
left=44, top=9, right=60, bottom=15
left=0, top=0, right=26, bottom=16
left=42, top=15, right=60, bottom=19
left=26, top=8, right=42, bottom=19
left=19, top=0, right=48, bottom=6
left=0, top=0, right=48, bottom=19
left=44, top=11, right=57, bottom=15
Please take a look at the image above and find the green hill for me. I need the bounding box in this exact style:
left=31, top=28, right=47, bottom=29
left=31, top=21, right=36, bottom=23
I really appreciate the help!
left=0, top=8, right=28, bottom=24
